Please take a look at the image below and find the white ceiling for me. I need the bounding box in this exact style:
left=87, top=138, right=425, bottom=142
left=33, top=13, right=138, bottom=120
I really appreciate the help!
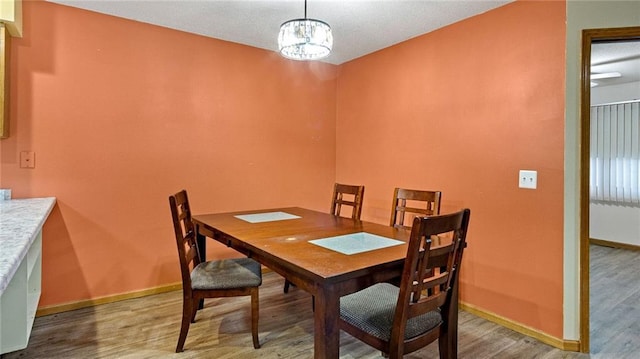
left=591, top=41, right=640, bottom=88
left=47, top=1, right=640, bottom=87
left=48, top=0, right=513, bottom=65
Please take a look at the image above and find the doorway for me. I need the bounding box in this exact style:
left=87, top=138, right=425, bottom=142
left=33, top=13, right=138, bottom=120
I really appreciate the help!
left=579, top=26, right=640, bottom=353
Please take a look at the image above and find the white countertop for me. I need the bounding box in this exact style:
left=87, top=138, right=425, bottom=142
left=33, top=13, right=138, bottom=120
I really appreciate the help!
left=0, top=197, right=56, bottom=295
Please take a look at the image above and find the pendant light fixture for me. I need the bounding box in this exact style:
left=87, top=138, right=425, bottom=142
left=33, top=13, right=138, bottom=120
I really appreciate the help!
left=278, top=0, right=333, bottom=61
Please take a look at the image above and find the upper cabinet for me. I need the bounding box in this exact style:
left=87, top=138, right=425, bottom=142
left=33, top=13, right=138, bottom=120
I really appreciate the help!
left=0, top=0, right=21, bottom=38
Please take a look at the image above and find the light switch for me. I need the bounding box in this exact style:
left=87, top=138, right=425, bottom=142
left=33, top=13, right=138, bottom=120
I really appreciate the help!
left=20, top=151, right=35, bottom=168
left=519, top=170, right=537, bottom=189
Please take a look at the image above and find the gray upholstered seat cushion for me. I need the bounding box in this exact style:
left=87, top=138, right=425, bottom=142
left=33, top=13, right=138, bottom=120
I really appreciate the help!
left=191, top=257, right=262, bottom=290
left=340, top=282, right=442, bottom=341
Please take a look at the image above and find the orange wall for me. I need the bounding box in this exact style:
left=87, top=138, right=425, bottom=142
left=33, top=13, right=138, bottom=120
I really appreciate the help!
left=1, top=0, right=568, bottom=340
left=336, top=1, right=566, bottom=337
left=0, top=1, right=337, bottom=306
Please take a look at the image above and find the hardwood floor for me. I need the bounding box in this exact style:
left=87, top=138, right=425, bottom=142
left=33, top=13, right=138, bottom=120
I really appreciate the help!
left=3, top=244, right=637, bottom=358
left=589, top=244, right=640, bottom=357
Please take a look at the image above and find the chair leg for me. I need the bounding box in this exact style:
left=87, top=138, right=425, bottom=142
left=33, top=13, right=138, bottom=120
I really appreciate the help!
left=283, top=279, right=291, bottom=293
left=176, top=298, right=193, bottom=353
left=251, top=288, right=260, bottom=349
left=438, top=332, right=452, bottom=359
left=190, top=298, right=198, bottom=323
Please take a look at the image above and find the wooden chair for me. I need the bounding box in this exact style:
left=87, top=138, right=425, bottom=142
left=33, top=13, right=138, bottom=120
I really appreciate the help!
left=169, top=190, right=262, bottom=352
left=284, top=182, right=365, bottom=294
left=330, top=182, right=365, bottom=220
left=390, top=188, right=441, bottom=230
left=340, top=208, right=471, bottom=359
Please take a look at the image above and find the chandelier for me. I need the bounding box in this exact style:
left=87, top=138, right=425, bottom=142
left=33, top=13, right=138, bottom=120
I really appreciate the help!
left=278, top=0, right=333, bottom=61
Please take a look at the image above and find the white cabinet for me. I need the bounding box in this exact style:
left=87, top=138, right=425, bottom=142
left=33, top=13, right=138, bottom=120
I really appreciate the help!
left=0, top=197, right=55, bottom=355
left=0, top=231, right=42, bottom=354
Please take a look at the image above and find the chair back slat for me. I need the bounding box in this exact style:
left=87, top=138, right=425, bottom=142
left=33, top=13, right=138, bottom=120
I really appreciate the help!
left=169, top=190, right=202, bottom=293
left=407, top=290, right=448, bottom=318
left=416, top=268, right=449, bottom=292
left=409, top=239, right=453, bottom=302
left=184, top=243, right=198, bottom=267
left=330, top=183, right=365, bottom=220
left=390, top=188, right=441, bottom=230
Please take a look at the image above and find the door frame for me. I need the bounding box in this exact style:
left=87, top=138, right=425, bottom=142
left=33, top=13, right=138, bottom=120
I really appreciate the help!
left=579, top=26, right=640, bottom=353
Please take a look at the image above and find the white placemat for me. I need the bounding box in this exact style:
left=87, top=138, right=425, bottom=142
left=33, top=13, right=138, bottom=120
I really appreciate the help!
left=234, top=211, right=301, bottom=223
left=309, top=232, right=404, bottom=255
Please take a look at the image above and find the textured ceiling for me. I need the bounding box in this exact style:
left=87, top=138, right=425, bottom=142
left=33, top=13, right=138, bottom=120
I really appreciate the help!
left=47, top=1, right=639, bottom=88
left=48, top=0, right=513, bottom=65
left=591, top=40, right=640, bottom=88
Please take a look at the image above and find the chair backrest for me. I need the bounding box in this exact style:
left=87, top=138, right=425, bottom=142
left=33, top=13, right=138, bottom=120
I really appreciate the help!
left=169, top=190, right=201, bottom=293
left=330, top=183, right=365, bottom=220
left=389, top=188, right=441, bottom=230
left=391, top=208, right=470, bottom=355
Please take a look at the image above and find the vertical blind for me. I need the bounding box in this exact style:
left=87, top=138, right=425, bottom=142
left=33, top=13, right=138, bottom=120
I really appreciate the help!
left=590, top=100, right=640, bottom=205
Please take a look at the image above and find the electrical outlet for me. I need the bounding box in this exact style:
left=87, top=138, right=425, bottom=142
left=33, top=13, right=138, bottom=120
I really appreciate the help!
left=20, top=151, right=35, bottom=168
left=519, top=170, right=537, bottom=189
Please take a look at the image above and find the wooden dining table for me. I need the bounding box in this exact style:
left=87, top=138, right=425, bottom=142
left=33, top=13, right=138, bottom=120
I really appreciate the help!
left=191, top=207, right=460, bottom=359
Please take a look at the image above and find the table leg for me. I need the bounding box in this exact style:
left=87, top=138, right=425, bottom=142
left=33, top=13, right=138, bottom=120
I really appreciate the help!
left=195, top=225, right=206, bottom=310
left=314, top=287, right=340, bottom=359
left=195, top=225, right=207, bottom=263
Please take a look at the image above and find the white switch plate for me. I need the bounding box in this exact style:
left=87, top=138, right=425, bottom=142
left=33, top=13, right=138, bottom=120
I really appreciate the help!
left=519, top=170, right=537, bottom=189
